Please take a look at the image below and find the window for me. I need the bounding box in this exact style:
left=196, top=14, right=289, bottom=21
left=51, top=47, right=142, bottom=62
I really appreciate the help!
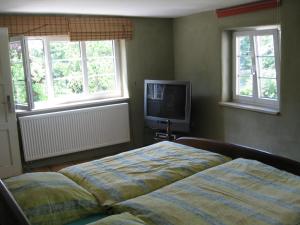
left=233, top=28, right=280, bottom=110
left=9, top=36, right=123, bottom=110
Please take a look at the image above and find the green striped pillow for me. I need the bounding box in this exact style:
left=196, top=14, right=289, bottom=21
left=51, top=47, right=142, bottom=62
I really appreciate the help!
left=4, top=172, right=103, bottom=225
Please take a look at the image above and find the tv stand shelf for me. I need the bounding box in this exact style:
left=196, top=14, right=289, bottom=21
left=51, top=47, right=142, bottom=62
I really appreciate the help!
left=154, top=132, right=177, bottom=142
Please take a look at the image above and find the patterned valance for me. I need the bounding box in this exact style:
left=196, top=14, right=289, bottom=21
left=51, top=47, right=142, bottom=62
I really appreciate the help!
left=68, top=16, right=133, bottom=41
left=0, top=15, right=133, bottom=41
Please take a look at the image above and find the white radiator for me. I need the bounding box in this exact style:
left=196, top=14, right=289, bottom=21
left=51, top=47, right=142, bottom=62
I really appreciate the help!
left=19, top=103, right=130, bottom=161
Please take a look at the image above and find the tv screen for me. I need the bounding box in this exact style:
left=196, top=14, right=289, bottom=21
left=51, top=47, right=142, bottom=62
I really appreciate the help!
left=146, top=84, right=186, bottom=120
left=144, top=80, right=191, bottom=133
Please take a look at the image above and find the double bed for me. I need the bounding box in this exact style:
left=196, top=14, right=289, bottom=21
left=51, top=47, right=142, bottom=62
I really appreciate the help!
left=1, top=137, right=300, bottom=225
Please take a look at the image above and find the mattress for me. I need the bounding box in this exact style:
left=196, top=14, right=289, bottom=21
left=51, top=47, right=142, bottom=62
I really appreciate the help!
left=60, top=141, right=231, bottom=207
left=112, top=158, right=300, bottom=225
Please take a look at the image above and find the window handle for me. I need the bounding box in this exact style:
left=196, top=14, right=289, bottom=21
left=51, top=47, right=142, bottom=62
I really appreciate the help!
left=6, top=95, right=15, bottom=113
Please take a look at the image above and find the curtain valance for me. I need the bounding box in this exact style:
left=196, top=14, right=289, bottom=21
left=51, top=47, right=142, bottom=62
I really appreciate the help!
left=0, top=15, right=133, bottom=41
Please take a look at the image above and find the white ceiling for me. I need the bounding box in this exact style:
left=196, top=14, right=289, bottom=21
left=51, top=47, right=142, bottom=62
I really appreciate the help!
left=0, top=0, right=259, bottom=18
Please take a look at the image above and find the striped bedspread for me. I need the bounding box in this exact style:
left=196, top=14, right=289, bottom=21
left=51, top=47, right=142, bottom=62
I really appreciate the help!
left=88, top=213, right=147, bottom=225
left=113, top=158, right=300, bottom=225
left=4, top=172, right=102, bottom=225
left=60, top=141, right=230, bottom=207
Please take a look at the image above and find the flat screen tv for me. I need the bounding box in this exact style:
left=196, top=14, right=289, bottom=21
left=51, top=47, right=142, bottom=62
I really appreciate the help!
left=144, top=80, right=191, bottom=133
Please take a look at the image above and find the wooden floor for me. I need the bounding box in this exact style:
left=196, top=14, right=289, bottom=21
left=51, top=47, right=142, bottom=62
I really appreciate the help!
left=30, top=159, right=91, bottom=172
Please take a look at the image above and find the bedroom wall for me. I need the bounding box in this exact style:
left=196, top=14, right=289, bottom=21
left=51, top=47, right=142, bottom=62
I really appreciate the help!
left=173, top=0, right=300, bottom=161
left=127, top=18, right=174, bottom=147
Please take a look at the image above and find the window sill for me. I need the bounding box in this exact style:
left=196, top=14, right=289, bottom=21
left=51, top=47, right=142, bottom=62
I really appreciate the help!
left=219, top=102, right=280, bottom=115
left=17, top=97, right=130, bottom=117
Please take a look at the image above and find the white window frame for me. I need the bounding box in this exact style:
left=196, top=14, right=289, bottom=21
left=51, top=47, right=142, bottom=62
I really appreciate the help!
left=10, top=36, right=123, bottom=110
left=232, top=28, right=280, bottom=110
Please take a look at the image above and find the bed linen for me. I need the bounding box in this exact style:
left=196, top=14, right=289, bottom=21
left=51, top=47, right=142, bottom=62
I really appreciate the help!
left=87, top=212, right=147, bottom=225
left=60, top=141, right=231, bottom=207
left=65, top=214, right=108, bottom=225
left=4, top=172, right=102, bottom=225
left=113, top=158, right=300, bottom=225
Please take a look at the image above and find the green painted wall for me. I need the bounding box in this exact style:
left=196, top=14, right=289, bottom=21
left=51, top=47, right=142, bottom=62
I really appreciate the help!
left=127, top=18, right=174, bottom=147
left=173, top=0, right=300, bottom=161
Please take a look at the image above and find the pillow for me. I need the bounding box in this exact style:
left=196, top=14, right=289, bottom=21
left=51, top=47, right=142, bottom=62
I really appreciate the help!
left=4, top=172, right=103, bottom=225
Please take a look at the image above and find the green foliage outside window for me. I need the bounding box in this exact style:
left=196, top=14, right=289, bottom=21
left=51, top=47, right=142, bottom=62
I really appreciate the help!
left=89, top=75, right=115, bottom=93
left=9, top=42, right=27, bottom=105
left=28, top=39, right=48, bottom=102
left=86, top=41, right=113, bottom=57
left=86, top=41, right=116, bottom=94
left=261, top=79, right=277, bottom=99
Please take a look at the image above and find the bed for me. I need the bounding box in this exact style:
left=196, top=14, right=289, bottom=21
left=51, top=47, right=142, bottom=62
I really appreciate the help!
left=1, top=137, right=300, bottom=225
left=59, top=141, right=231, bottom=207
left=112, top=158, right=300, bottom=225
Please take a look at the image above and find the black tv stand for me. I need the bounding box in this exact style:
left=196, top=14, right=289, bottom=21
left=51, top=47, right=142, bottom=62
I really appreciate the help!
left=154, top=132, right=177, bottom=141
left=154, top=119, right=176, bottom=141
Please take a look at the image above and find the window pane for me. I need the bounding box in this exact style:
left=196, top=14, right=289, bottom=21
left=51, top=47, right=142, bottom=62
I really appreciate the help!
left=258, top=56, right=276, bottom=78
left=52, top=60, right=83, bottom=97
left=86, top=41, right=113, bottom=58
left=238, top=76, right=253, bottom=97
left=89, top=75, right=116, bottom=93
left=9, top=41, right=28, bottom=106
left=28, top=39, right=48, bottom=102
left=50, top=41, right=83, bottom=98
left=52, top=60, right=82, bottom=78
left=53, top=77, right=83, bottom=97
left=237, top=36, right=251, bottom=56
left=87, top=58, right=115, bottom=76
left=9, top=42, right=23, bottom=63
left=256, top=34, right=277, bottom=99
left=13, top=82, right=28, bottom=105
left=85, top=40, right=118, bottom=94
left=50, top=41, right=81, bottom=60
left=256, top=35, right=274, bottom=56
left=236, top=35, right=253, bottom=98
left=237, top=56, right=252, bottom=73
left=259, top=78, right=277, bottom=99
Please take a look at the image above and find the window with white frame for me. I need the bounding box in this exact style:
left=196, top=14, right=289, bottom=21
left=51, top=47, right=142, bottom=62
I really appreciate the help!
left=233, top=28, right=280, bottom=109
left=9, top=36, right=123, bottom=110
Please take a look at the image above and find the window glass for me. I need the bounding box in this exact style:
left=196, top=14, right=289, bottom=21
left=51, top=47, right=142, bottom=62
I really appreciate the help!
left=236, top=36, right=253, bottom=97
left=86, top=40, right=113, bottom=57
left=259, top=78, right=277, bottom=99
left=28, top=39, right=48, bottom=103
left=50, top=41, right=83, bottom=98
left=9, top=41, right=28, bottom=106
left=256, top=35, right=277, bottom=99
left=86, top=41, right=117, bottom=94
left=238, top=76, right=253, bottom=97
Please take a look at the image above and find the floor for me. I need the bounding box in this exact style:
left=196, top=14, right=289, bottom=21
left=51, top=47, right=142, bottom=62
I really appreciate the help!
left=30, top=159, right=91, bottom=172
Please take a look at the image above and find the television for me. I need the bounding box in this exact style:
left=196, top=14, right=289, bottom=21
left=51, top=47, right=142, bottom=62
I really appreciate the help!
left=144, top=80, right=191, bottom=133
